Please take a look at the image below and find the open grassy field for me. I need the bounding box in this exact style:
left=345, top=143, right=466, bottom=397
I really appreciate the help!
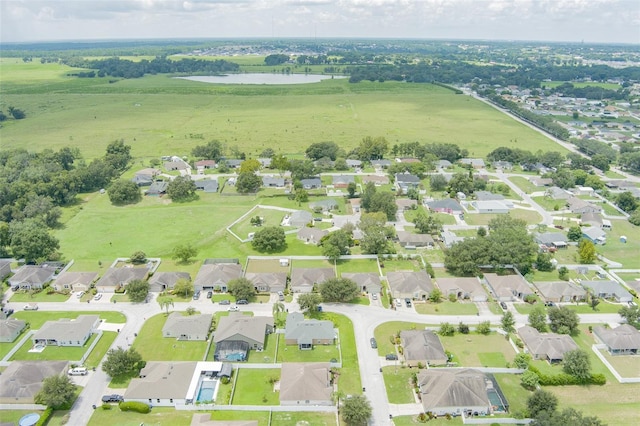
left=440, top=332, right=517, bottom=367
left=596, top=219, right=640, bottom=268
left=231, top=368, right=280, bottom=405
left=1, top=60, right=567, bottom=161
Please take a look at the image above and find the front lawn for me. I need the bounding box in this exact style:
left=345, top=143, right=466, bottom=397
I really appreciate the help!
left=414, top=301, right=478, bottom=315
left=84, top=331, right=117, bottom=368
left=10, top=290, right=71, bottom=303
left=231, top=368, right=280, bottom=405
left=11, top=311, right=126, bottom=328
left=391, top=416, right=464, bottom=426
left=440, top=332, right=516, bottom=367
left=374, top=321, right=428, bottom=356
left=378, top=258, right=423, bottom=272
left=88, top=406, right=192, bottom=426
left=382, top=366, right=416, bottom=404
left=131, top=312, right=208, bottom=361
left=322, top=312, right=361, bottom=395
left=599, top=349, right=640, bottom=378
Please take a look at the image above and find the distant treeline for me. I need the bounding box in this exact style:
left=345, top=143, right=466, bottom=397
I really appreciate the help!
left=549, top=82, right=629, bottom=100
left=63, top=56, right=240, bottom=79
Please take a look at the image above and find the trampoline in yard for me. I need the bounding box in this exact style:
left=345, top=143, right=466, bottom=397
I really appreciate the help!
left=214, top=341, right=249, bottom=362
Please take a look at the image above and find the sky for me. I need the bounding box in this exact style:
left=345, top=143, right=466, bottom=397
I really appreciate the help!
left=1, top=0, right=638, bottom=44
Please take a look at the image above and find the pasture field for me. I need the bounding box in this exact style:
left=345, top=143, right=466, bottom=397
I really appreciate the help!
left=1, top=59, right=567, bottom=160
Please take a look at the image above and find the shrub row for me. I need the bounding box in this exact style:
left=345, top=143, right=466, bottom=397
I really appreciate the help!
left=36, top=407, right=53, bottom=426
left=119, top=401, right=151, bottom=413
left=528, top=365, right=606, bottom=386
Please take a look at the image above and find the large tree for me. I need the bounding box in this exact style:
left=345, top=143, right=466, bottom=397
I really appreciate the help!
left=578, top=238, right=597, bottom=264
left=341, top=394, right=372, bottom=425
left=239, top=159, right=261, bottom=174
left=527, top=389, right=558, bottom=418
left=548, top=306, right=580, bottom=335
left=563, top=349, right=591, bottom=381
left=444, top=237, right=491, bottom=276
left=9, top=219, right=59, bottom=263
left=616, top=191, right=638, bottom=213
left=127, top=279, right=149, bottom=303
left=531, top=407, right=605, bottom=426
left=172, top=243, right=198, bottom=264
left=107, top=179, right=142, bottom=205
left=501, top=310, right=516, bottom=334
left=354, top=136, right=388, bottom=160
left=486, top=215, right=538, bottom=273
left=167, top=176, right=198, bottom=202
left=251, top=226, right=286, bottom=252
left=236, top=171, right=262, bottom=194
left=34, top=374, right=77, bottom=409
left=413, top=209, right=442, bottom=234
left=191, top=140, right=224, bottom=160
left=305, top=141, right=340, bottom=161
left=360, top=225, right=394, bottom=255
left=158, top=296, right=174, bottom=315
left=227, top=277, right=257, bottom=301
left=173, top=278, right=194, bottom=298
left=104, top=139, right=132, bottom=171
left=367, top=191, right=397, bottom=221
left=321, top=230, right=352, bottom=261
left=102, top=346, right=143, bottom=378
left=319, top=278, right=359, bottom=302
left=528, top=306, right=548, bottom=332
left=298, top=293, right=322, bottom=313
left=619, top=305, right=640, bottom=329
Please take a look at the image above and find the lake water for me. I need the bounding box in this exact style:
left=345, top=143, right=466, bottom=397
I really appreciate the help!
left=176, top=73, right=344, bottom=85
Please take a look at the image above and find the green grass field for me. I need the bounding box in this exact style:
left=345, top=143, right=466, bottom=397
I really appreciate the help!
left=231, top=368, right=280, bottom=405
left=11, top=311, right=126, bottom=328
left=11, top=334, right=98, bottom=361
left=1, top=60, right=567, bottom=161
left=382, top=366, right=416, bottom=404
left=414, top=301, right=479, bottom=315
left=131, top=312, right=208, bottom=361
left=440, top=333, right=516, bottom=367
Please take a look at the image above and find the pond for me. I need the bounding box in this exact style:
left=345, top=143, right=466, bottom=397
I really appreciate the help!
left=176, top=73, right=345, bottom=85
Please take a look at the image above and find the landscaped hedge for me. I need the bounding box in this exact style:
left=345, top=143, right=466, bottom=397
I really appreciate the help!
left=119, top=401, right=151, bottom=413
left=36, top=407, right=53, bottom=426
left=528, top=365, right=606, bottom=386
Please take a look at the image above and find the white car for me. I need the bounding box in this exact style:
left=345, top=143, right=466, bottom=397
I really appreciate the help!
left=228, top=306, right=239, bottom=312
left=24, top=304, right=38, bottom=311
left=94, top=293, right=103, bottom=301
left=76, top=291, right=85, bottom=299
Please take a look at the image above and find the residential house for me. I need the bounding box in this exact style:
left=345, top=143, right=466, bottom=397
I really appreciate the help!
left=195, top=179, right=219, bottom=193
left=435, top=160, right=452, bottom=170
left=581, top=212, right=604, bottom=228
left=262, top=176, right=285, bottom=188
left=290, top=268, right=335, bottom=293
left=483, top=273, right=533, bottom=301
left=529, top=177, right=553, bottom=187
left=472, top=200, right=510, bottom=214
left=164, top=160, right=190, bottom=171
left=297, top=228, right=328, bottom=245
left=309, top=199, right=339, bottom=212
left=459, top=158, right=485, bottom=169
left=162, top=313, right=212, bottom=341
left=416, top=369, right=492, bottom=417
left=145, top=181, right=169, bottom=196
left=214, top=313, right=274, bottom=352
left=386, top=271, right=434, bottom=300
left=95, top=267, right=148, bottom=293
left=0, top=318, right=27, bottom=343
left=346, top=159, right=362, bottom=169
left=397, top=157, right=421, bottom=164
left=567, top=197, right=602, bottom=214
left=436, top=277, right=487, bottom=302
left=426, top=199, right=463, bottom=215
left=518, top=326, right=579, bottom=363
left=245, top=272, right=287, bottom=293
left=33, top=315, right=100, bottom=347
left=332, top=175, right=355, bottom=188
left=0, top=361, right=69, bottom=404
left=349, top=198, right=361, bottom=212
left=441, top=230, right=465, bottom=248
left=593, top=324, right=640, bottom=355
left=492, top=161, right=513, bottom=170
left=149, top=271, right=191, bottom=292
left=125, top=361, right=196, bottom=407
left=226, top=159, right=243, bottom=169
left=371, top=159, right=392, bottom=169
left=52, top=271, right=98, bottom=292
left=8, top=265, right=57, bottom=290
left=284, top=312, right=335, bottom=349
left=396, top=231, right=435, bottom=248
left=395, top=173, right=421, bottom=194
left=401, top=330, right=447, bottom=366
left=300, top=178, right=322, bottom=190
left=626, top=279, right=640, bottom=295
left=280, top=362, right=333, bottom=406
left=131, top=174, right=154, bottom=186
left=581, top=280, right=632, bottom=302
left=573, top=186, right=595, bottom=196
left=193, top=262, right=242, bottom=292
left=258, top=158, right=272, bottom=168
left=194, top=160, right=216, bottom=170
left=396, top=198, right=418, bottom=211
left=474, top=191, right=507, bottom=202
left=0, top=259, right=11, bottom=281
left=362, top=174, right=389, bottom=186
left=341, top=272, right=382, bottom=294
left=534, top=232, right=569, bottom=250
left=533, top=281, right=587, bottom=303
left=582, top=227, right=607, bottom=245
left=289, top=210, right=313, bottom=227
left=545, top=186, right=572, bottom=200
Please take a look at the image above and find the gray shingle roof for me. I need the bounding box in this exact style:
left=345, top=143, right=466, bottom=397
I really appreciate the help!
left=417, top=368, right=490, bottom=412
left=214, top=314, right=273, bottom=346
left=33, top=315, right=99, bottom=344
left=284, top=312, right=334, bottom=343
left=518, top=326, right=578, bottom=361
left=162, top=312, right=212, bottom=340
left=401, top=330, right=446, bottom=363
left=280, top=362, right=332, bottom=404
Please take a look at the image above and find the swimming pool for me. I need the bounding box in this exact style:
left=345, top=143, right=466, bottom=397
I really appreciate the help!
left=196, top=379, right=217, bottom=402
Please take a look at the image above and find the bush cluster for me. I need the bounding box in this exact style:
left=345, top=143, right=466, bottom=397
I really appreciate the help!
left=36, top=407, right=53, bottom=426
left=119, top=401, right=151, bottom=413
left=528, top=365, right=606, bottom=386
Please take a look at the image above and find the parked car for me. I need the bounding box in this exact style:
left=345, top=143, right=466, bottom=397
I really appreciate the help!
left=237, top=299, right=248, bottom=305
left=370, top=338, right=377, bottom=349
left=11, top=284, right=19, bottom=291
left=404, top=298, right=412, bottom=307
left=76, top=291, right=85, bottom=299
left=385, top=353, right=398, bottom=361
left=277, top=291, right=285, bottom=301
left=193, top=290, right=201, bottom=300
left=206, top=291, right=213, bottom=299
left=313, top=217, right=323, bottom=222
left=371, top=293, right=378, bottom=300
left=94, top=293, right=103, bottom=301
left=68, top=367, right=88, bottom=376
left=228, top=306, right=239, bottom=312
left=2, top=308, right=14, bottom=317
left=101, top=394, right=123, bottom=403
left=500, top=301, right=508, bottom=310
left=395, top=299, right=402, bottom=308
left=219, top=299, right=230, bottom=305
left=23, top=304, right=38, bottom=311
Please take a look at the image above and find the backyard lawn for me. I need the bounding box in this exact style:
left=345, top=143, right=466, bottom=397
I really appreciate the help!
left=379, top=258, right=423, bottom=272
left=231, top=368, right=280, bottom=405
left=88, top=406, right=193, bottom=426
left=277, top=333, right=340, bottom=363
left=391, top=416, right=463, bottom=426
left=493, top=373, right=532, bottom=416
left=10, top=291, right=71, bottom=303
left=440, top=332, right=517, bottom=367
left=600, top=350, right=640, bottom=378
left=131, top=312, right=209, bottom=361
left=336, top=258, right=380, bottom=274
left=11, top=334, right=99, bottom=362
left=11, top=311, right=126, bottom=328
left=382, top=366, right=416, bottom=404
left=246, top=332, right=278, bottom=363
left=414, top=301, right=478, bottom=315
left=85, top=331, right=117, bottom=368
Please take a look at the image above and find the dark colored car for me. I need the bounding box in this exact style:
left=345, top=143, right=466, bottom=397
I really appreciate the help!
left=219, top=299, right=230, bottom=305
left=193, top=290, right=201, bottom=300
left=500, top=301, right=508, bottom=310
left=206, top=291, right=213, bottom=299
left=237, top=299, right=248, bottom=305
left=101, top=394, right=123, bottom=403
left=385, top=354, right=398, bottom=361
left=404, top=298, right=412, bottom=307
left=11, top=284, right=19, bottom=291
left=2, top=308, right=14, bottom=317
left=370, top=337, right=377, bottom=349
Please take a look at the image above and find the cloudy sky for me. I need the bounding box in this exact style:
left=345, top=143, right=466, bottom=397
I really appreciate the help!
left=1, top=0, right=638, bottom=44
